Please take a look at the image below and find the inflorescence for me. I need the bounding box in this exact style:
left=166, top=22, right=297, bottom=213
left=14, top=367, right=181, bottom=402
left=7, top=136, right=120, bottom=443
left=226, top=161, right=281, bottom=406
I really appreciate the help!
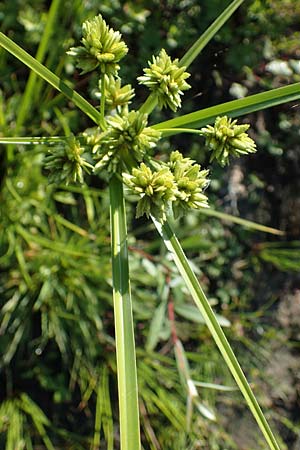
left=44, top=14, right=257, bottom=222
left=200, top=116, right=256, bottom=166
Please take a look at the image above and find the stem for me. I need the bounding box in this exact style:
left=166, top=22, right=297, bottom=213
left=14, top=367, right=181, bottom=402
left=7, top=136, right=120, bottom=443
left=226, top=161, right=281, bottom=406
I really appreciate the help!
left=139, top=92, right=157, bottom=116
left=100, top=73, right=107, bottom=130
left=109, top=175, right=140, bottom=450
left=159, top=128, right=203, bottom=136
left=152, top=216, right=281, bottom=450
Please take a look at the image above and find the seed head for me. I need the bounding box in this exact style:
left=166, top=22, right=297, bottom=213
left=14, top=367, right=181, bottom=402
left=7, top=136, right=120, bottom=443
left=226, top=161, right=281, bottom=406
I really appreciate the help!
left=87, top=111, right=161, bottom=173
left=67, top=14, right=128, bottom=75
left=138, top=49, right=191, bottom=111
left=44, top=136, right=92, bottom=184
left=123, top=163, right=176, bottom=220
left=168, top=151, right=209, bottom=218
left=200, top=116, right=257, bottom=166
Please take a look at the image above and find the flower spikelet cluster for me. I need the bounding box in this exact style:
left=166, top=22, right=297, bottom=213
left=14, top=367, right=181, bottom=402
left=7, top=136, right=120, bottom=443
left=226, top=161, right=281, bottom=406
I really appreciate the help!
left=137, top=49, right=191, bottom=111
left=44, top=136, right=92, bottom=184
left=200, top=116, right=257, bottom=166
left=67, top=14, right=128, bottom=75
left=168, top=151, right=209, bottom=218
left=124, top=150, right=209, bottom=221
left=99, top=76, right=135, bottom=111
left=123, top=163, right=176, bottom=220
left=87, top=111, right=161, bottom=173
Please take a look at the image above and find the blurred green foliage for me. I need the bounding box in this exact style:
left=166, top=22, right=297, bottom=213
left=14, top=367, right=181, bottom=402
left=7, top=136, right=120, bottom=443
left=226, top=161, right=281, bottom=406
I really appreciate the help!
left=1, top=0, right=300, bottom=449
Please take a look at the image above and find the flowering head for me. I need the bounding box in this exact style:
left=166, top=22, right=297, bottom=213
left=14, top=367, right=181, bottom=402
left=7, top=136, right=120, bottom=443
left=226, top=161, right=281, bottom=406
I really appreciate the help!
left=124, top=151, right=210, bottom=221
left=123, top=163, right=176, bottom=220
left=168, top=151, right=209, bottom=218
left=200, top=116, right=257, bottom=166
left=89, top=111, right=161, bottom=173
left=67, top=14, right=128, bottom=75
left=44, top=136, right=92, bottom=185
left=138, top=49, right=191, bottom=111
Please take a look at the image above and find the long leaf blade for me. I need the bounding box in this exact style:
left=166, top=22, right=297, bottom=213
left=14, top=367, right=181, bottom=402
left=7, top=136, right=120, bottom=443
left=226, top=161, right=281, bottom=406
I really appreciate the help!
left=153, top=216, right=281, bottom=450
left=180, top=0, right=244, bottom=68
left=15, top=0, right=61, bottom=132
left=153, top=82, right=300, bottom=134
left=0, top=32, right=100, bottom=125
left=139, top=0, right=244, bottom=115
left=200, top=208, right=285, bottom=236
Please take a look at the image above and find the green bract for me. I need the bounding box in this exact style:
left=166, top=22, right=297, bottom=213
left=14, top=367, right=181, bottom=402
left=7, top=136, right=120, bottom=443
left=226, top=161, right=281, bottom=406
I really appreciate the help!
left=137, top=49, right=191, bottom=111
left=67, top=14, right=128, bottom=75
left=123, top=163, right=176, bottom=220
left=86, top=111, right=161, bottom=173
left=44, top=136, right=92, bottom=184
left=168, top=150, right=209, bottom=218
left=200, top=116, right=257, bottom=166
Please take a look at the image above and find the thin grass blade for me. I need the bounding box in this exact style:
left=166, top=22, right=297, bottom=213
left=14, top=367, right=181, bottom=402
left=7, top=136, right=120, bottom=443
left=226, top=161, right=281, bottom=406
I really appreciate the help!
left=139, top=0, right=244, bottom=115
left=153, top=82, right=300, bottom=134
left=152, top=216, right=281, bottom=450
left=180, top=0, right=244, bottom=68
left=0, top=136, right=66, bottom=145
left=15, top=0, right=61, bottom=132
left=0, top=33, right=100, bottom=124
left=200, top=208, right=285, bottom=235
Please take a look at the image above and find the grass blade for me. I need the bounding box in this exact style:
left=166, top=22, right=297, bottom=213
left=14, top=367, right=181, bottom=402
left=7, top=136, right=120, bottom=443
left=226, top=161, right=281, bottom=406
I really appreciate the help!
left=200, top=208, right=285, bottom=235
left=152, top=216, right=281, bottom=450
left=0, top=136, right=66, bottom=145
left=139, top=0, right=244, bottom=115
left=15, top=0, right=61, bottom=132
left=153, top=82, right=300, bottom=134
left=180, top=0, right=244, bottom=68
left=109, top=175, right=140, bottom=450
left=0, top=33, right=100, bottom=125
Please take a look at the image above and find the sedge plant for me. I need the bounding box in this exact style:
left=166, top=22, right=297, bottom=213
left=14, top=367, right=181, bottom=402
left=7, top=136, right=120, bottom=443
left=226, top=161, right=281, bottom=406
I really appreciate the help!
left=2, top=1, right=300, bottom=448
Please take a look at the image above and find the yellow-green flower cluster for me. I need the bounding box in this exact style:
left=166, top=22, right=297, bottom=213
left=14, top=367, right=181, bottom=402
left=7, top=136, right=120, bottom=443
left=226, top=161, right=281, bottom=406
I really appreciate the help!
left=200, top=116, right=257, bottom=166
left=44, top=137, right=92, bottom=184
left=138, top=49, right=191, bottom=111
left=168, top=151, right=209, bottom=218
left=67, top=14, right=128, bottom=75
left=98, top=76, right=135, bottom=112
left=123, top=163, right=176, bottom=220
left=123, top=151, right=209, bottom=221
left=84, top=111, right=161, bottom=173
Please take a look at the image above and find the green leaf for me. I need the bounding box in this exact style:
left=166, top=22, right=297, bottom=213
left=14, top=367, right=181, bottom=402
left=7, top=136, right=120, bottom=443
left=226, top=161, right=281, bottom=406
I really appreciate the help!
left=175, top=303, right=230, bottom=327
left=192, top=380, right=238, bottom=391
left=195, top=401, right=216, bottom=422
left=180, top=0, right=244, bottom=68
left=139, top=0, right=244, bottom=115
left=109, top=175, right=141, bottom=450
left=200, top=208, right=285, bottom=236
left=153, top=216, right=281, bottom=450
left=258, top=241, right=300, bottom=271
left=15, top=0, right=61, bottom=132
left=146, top=300, right=167, bottom=351
left=0, top=32, right=100, bottom=125
left=153, top=82, right=300, bottom=134
left=0, top=136, right=67, bottom=145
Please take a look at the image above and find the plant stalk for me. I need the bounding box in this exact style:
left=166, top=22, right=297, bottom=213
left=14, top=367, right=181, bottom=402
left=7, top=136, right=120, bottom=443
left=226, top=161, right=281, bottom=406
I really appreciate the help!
left=152, top=216, right=281, bottom=450
left=109, top=175, right=141, bottom=450
left=100, top=73, right=107, bottom=130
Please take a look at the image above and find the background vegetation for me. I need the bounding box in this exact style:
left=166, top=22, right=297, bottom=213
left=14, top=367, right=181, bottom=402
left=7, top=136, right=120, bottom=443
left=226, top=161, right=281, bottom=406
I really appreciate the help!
left=1, top=1, right=300, bottom=449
